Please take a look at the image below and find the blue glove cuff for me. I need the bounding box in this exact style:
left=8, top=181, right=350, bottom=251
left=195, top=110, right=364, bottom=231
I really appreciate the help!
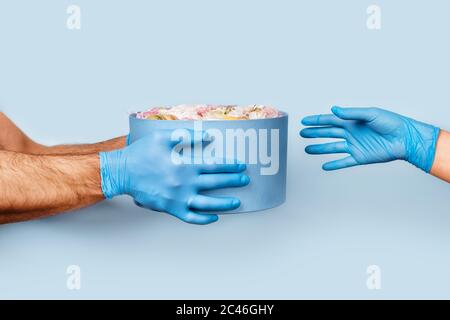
left=99, top=150, right=123, bottom=199
left=424, top=126, right=440, bottom=173
left=405, top=120, right=440, bottom=173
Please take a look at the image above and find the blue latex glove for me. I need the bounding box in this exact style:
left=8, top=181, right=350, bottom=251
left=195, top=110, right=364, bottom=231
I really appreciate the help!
left=300, top=106, right=440, bottom=172
left=100, top=130, right=250, bottom=225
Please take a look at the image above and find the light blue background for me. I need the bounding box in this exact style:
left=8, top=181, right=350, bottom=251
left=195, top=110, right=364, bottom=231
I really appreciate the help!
left=1, top=0, right=450, bottom=299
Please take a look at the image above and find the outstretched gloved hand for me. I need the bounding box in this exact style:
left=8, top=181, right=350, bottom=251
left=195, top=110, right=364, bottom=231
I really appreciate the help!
left=300, top=106, right=440, bottom=172
left=100, top=130, right=250, bottom=225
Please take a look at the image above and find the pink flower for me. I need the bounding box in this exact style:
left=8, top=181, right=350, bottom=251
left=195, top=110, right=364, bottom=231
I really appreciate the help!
left=136, top=105, right=281, bottom=120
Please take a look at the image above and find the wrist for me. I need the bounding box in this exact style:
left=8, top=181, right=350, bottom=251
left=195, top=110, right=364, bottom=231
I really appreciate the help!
left=99, top=150, right=125, bottom=199
left=404, top=118, right=440, bottom=173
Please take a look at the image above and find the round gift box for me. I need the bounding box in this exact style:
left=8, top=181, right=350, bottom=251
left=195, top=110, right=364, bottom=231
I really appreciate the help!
left=129, top=112, right=288, bottom=213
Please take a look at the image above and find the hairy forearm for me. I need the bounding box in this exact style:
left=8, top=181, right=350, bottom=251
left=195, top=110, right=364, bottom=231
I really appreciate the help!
left=0, top=151, right=104, bottom=224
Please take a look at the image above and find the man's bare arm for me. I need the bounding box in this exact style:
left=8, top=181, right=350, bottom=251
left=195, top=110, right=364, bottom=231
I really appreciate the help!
left=430, top=130, right=450, bottom=183
left=0, top=151, right=104, bottom=224
left=0, top=112, right=42, bottom=153
left=0, top=112, right=127, bottom=155
left=38, top=136, right=127, bottom=155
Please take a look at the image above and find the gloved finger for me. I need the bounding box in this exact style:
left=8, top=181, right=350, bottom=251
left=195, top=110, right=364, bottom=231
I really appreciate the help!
left=301, top=114, right=345, bottom=127
left=300, top=127, right=346, bottom=139
left=169, top=129, right=210, bottom=147
left=322, top=156, right=358, bottom=171
left=305, top=141, right=348, bottom=155
left=134, top=200, right=165, bottom=212
left=199, top=161, right=247, bottom=174
left=134, top=200, right=144, bottom=208
left=175, top=211, right=219, bottom=225
left=188, top=195, right=241, bottom=211
left=331, top=106, right=378, bottom=122
left=196, top=173, right=250, bottom=190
